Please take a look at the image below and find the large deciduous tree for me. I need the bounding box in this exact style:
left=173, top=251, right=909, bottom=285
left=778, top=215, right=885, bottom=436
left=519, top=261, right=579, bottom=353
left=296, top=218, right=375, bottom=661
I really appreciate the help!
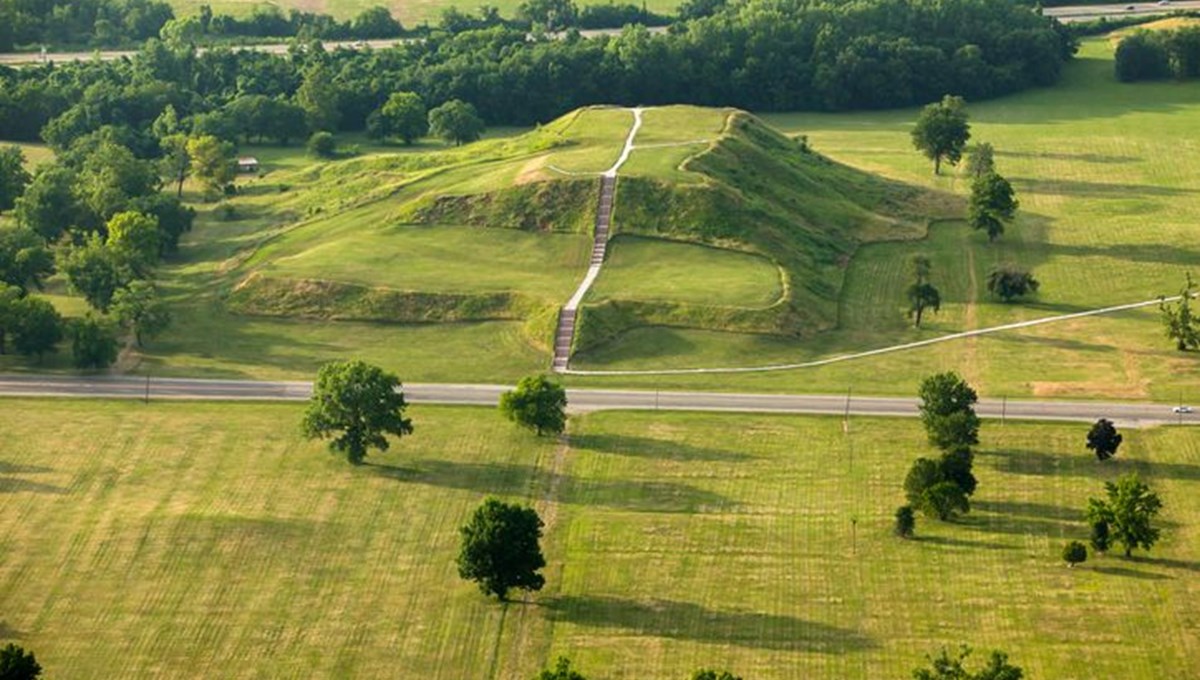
left=906, top=254, right=941, bottom=327
left=1085, top=418, right=1122, bottom=461
left=429, top=99, right=486, bottom=146
left=111, top=280, right=171, bottom=347
left=14, top=165, right=84, bottom=242
left=535, top=657, right=588, bottom=680
left=500, top=374, right=568, bottom=436
left=301, top=360, right=414, bottom=464
left=367, top=91, right=428, bottom=145
left=964, top=142, right=995, bottom=178
left=912, top=646, right=1023, bottom=680
left=296, top=63, right=341, bottom=132
left=71, top=315, right=120, bottom=369
left=105, top=211, right=161, bottom=277
left=0, top=643, right=42, bottom=679
left=457, top=497, right=546, bottom=600
left=986, top=266, right=1038, bottom=302
left=691, top=671, right=743, bottom=680
left=1160, top=272, right=1198, bottom=351
left=0, top=225, right=53, bottom=294
left=0, top=145, right=32, bottom=214
left=57, top=235, right=130, bottom=312
left=917, top=372, right=980, bottom=452
left=911, top=95, right=970, bottom=175
left=1085, top=473, right=1163, bottom=558
left=186, top=135, right=236, bottom=200
left=968, top=172, right=1018, bottom=241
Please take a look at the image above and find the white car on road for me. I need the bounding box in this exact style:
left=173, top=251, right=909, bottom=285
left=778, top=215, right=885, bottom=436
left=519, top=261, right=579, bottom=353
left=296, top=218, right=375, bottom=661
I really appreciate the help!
left=1172, top=405, right=1193, bottom=414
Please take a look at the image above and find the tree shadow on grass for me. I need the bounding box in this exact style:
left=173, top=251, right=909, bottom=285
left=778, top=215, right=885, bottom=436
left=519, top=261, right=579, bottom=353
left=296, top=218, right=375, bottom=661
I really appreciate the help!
left=959, top=499, right=1082, bottom=537
left=980, top=449, right=1200, bottom=483
left=995, top=150, right=1141, bottom=165
left=912, top=534, right=1013, bottom=551
left=1128, top=555, right=1200, bottom=575
left=0, top=621, right=24, bottom=639
left=544, top=595, right=875, bottom=653
left=1009, top=177, right=1198, bottom=199
left=0, top=477, right=67, bottom=495
left=1090, top=565, right=1174, bottom=581
left=0, top=462, right=53, bottom=475
left=371, top=460, right=734, bottom=513
left=569, top=433, right=753, bottom=462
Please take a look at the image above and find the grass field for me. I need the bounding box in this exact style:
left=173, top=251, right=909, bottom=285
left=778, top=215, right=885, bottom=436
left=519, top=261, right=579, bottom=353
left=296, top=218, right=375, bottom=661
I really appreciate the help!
left=1, top=401, right=1196, bottom=678
left=569, top=37, right=1200, bottom=401
left=164, top=0, right=683, bottom=30
left=587, top=235, right=782, bottom=307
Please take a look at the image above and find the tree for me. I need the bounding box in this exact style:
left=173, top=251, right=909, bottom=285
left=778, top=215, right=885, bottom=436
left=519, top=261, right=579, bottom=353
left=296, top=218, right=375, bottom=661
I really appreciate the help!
left=11, top=296, right=62, bottom=359
left=301, top=360, right=414, bottom=464
left=187, top=135, right=236, bottom=200
left=429, top=99, right=486, bottom=146
left=1085, top=418, right=1122, bottom=461
left=911, top=95, right=970, bottom=175
left=78, top=141, right=161, bottom=222
left=1115, top=31, right=1171, bottom=82
left=0, top=225, right=54, bottom=294
left=940, top=447, right=978, bottom=497
left=964, top=142, right=995, bottom=178
left=986, top=266, right=1039, bottom=302
left=0, top=285, right=21, bottom=355
left=0, top=643, right=41, bottom=680
left=1085, top=473, right=1163, bottom=557
left=14, top=165, right=84, bottom=241
left=111, top=280, right=171, bottom=347
left=307, top=131, right=337, bottom=158
left=158, top=132, right=191, bottom=198
left=352, top=7, right=404, bottom=38
left=296, top=64, right=340, bottom=132
left=499, top=374, right=568, bottom=436
left=457, top=497, right=546, bottom=600
left=57, top=235, right=130, bottom=312
left=895, top=505, right=916, bottom=538
left=1062, top=541, right=1087, bottom=567
left=71, top=315, right=120, bottom=369
left=907, top=255, right=941, bottom=327
left=968, top=172, right=1018, bottom=241
left=535, top=657, right=587, bottom=680
left=913, top=646, right=1022, bottom=680
left=1089, top=519, right=1111, bottom=554
left=106, top=211, right=161, bottom=277
left=691, top=671, right=743, bottom=680
left=518, top=0, right=579, bottom=30
left=922, top=481, right=970, bottom=521
left=917, top=372, right=980, bottom=451
left=369, top=91, right=428, bottom=145
left=1160, top=272, right=1199, bottom=351
left=0, top=145, right=32, bottom=214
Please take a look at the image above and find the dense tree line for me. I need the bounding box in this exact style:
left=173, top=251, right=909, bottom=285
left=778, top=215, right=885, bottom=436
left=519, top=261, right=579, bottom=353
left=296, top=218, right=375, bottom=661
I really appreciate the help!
left=1115, top=26, right=1200, bottom=82
left=0, top=0, right=1075, bottom=146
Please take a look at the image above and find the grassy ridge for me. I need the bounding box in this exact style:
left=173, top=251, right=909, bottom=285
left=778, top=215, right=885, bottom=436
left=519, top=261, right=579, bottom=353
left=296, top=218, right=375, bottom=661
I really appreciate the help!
left=0, top=401, right=1195, bottom=677
left=575, top=109, right=945, bottom=355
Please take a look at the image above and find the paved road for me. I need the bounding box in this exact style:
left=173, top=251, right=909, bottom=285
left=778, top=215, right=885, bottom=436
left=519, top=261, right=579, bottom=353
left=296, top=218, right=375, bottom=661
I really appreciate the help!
left=0, top=28, right=650, bottom=66
left=0, top=374, right=1193, bottom=426
left=1045, top=0, right=1200, bottom=20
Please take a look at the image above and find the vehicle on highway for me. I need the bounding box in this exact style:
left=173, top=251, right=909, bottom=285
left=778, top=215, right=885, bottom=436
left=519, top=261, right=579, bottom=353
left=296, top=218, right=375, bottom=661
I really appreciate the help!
left=1172, top=405, right=1193, bottom=414
left=1158, top=0, right=1171, bottom=5
left=1126, top=4, right=1136, bottom=9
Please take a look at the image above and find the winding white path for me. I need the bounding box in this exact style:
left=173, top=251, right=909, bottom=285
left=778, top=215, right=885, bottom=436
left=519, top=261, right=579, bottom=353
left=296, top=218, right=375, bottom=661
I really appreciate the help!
left=552, top=108, right=644, bottom=373
left=563, top=294, right=1189, bottom=376
left=564, top=108, right=643, bottom=313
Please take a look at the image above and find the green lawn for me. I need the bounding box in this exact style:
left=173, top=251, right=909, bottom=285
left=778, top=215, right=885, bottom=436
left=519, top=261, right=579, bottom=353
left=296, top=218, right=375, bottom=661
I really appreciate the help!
left=571, top=38, right=1200, bottom=400
left=1, top=401, right=1196, bottom=678
left=252, top=223, right=590, bottom=298
left=587, top=235, right=782, bottom=307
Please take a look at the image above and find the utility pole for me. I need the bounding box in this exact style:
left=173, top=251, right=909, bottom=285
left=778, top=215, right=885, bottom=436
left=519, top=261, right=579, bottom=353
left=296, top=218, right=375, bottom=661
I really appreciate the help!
left=843, top=386, right=852, bottom=434
left=1001, top=395, right=1007, bottom=426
